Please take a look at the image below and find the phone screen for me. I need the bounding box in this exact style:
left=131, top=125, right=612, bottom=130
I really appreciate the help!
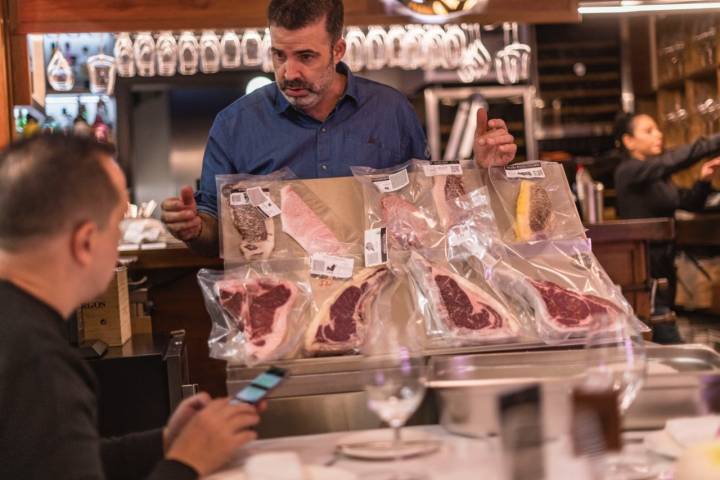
left=253, top=372, right=283, bottom=389
left=236, top=384, right=268, bottom=404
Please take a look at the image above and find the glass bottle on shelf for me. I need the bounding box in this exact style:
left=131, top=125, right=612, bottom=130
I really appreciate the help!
left=156, top=31, right=178, bottom=77
left=23, top=115, right=40, bottom=138
left=200, top=30, right=220, bottom=74
left=59, top=107, right=74, bottom=133
left=92, top=99, right=112, bottom=143
left=178, top=31, right=199, bottom=75
left=134, top=32, right=156, bottom=77
left=114, top=32, right=136, bottom=77
left=73, top=100, right=92, bottom=137
left=47, top=45, right=75, bottom=91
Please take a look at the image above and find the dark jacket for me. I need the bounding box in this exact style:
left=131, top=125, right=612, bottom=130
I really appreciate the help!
left=0, top=281, right=197, bottom=480
left=614, top=135, right=719, bottom=219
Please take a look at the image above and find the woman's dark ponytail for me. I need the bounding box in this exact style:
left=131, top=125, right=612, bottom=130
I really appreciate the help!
left=613, top=111, right=639, bottom=151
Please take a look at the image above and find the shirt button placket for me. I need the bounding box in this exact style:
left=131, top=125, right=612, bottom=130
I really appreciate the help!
left=318, top=126, right=329, bottom=176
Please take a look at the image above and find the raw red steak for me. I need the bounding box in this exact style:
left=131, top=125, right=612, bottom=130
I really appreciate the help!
left=529, top=279, right=623, bottom=329
left=407, top=252, right=517, bottom=342
left=305, top=267, right=391, bottom=354
left=217, top=278, right=298, bottom=362
left=493, top=265, right=623, bottom=336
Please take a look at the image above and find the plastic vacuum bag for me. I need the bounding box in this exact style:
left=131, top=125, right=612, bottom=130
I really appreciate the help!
left=450, top=187, right=648, bottom=344
left=217, top=172, right=359, bottom=266
left=351, top=160, right=445, bottom=255
left=486, top=161, right=586, bottom=243
left=404, top=246, right=522, bottom=348
left=216, top=169, right=295, bottom=264
left=302, top=241, right=395, bottom=356
left=198, top=259, right=311, bottom=366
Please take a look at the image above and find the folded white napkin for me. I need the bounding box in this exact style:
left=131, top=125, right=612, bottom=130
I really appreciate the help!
left=666, top=415, right=720, bottom=448
left=245, top=452, right=304, bottom=480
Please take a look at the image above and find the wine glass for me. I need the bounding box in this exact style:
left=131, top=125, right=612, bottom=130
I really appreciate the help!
left=220, top=30, right=242, bottom=69
left=178, top=31, right=199, bottom=75
left=200, top=30, right=221, bottom=74
left=582, top=315, right=649, bottom=479
left=133, top=32, right=156, bottom=77
left=156, top=31, right=178, bottom=77
left=362, top=352, right=433, bottom=480
left=114, top=32, right=135, bottom=77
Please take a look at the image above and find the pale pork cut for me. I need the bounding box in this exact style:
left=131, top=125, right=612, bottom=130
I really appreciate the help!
left=493, top=266, right=623, bottom=336
left=407, top=252, right=517, bottom=342
left=432, top=175, right=466, bottom=229
left=305, top=267, right=391, bottom=354
left=216, top=278, right=298, bottom=362
left=380, top=194, right=433, bottom=249
left=281, top=185, right=342, bottom=254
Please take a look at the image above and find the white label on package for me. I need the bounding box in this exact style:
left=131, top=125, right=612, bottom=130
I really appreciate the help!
left=504, top=161, right=545, bottom=180
left=310, top=253, right=355, bottom=279
left=447, top=224, right=476, bottom=248
left=372, top=168, right=410, bottom=192
left=229, top=191, right=250, bottom=206
left=423, top=162, right=463, bottom=177
left=246, top=186, right=281, bottom=218
left=364, top=227, right=388, bottom=267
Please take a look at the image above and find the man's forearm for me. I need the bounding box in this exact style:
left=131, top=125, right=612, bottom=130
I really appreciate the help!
left=186, top=213, right=219, bottom=257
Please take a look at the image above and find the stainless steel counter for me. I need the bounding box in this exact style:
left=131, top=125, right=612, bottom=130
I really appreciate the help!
left=227, top=343, right=720, bottom=438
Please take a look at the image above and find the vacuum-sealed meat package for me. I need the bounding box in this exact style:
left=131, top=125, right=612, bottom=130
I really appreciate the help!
left=218, top=173, right=358, bottom=265
left=198, top=260, right=311, bottom=366
left=351, top=160, right=445, bottom=254
left=302, top=243, right=394, bottom=356
left=486, top=161, right=586, bottom=243
left=405, top=248, right=521, bottom=348
left=449, top=187, right=648, bottom=344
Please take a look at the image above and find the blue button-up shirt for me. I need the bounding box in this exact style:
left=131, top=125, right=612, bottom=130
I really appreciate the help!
left=195, top=62, right=428, bottom=217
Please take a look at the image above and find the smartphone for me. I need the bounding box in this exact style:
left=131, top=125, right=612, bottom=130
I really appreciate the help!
left=232, top=366, right=287, bottom=405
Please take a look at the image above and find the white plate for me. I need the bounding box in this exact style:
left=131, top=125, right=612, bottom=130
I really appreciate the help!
left=205, top=464, right=357, bottom=480
left=337, top=429, right=442, bottom=461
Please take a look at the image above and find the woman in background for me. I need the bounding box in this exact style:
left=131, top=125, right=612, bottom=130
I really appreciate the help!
left=614, top=112, right=720, bottom=342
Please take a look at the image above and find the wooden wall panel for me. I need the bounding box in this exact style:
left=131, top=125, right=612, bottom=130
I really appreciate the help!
left=11, top=0, right=579, bottom=34
left=0, top=0, right=13, bottom=147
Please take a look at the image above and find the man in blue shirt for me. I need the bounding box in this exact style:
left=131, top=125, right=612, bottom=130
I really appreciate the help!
left=161, top=0, right=517, bottom=256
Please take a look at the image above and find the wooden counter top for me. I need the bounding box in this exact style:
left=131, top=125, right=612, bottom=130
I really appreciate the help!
left=676, top=214, right=720, bottom=247
left=585, top=218, right=675, bottom=243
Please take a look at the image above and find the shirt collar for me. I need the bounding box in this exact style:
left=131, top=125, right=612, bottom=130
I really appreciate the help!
left=272, top=61, right=360, bottom=116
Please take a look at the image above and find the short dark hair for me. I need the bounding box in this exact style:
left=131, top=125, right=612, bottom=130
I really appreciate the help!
left=613, top=111, right=640, bottom=151
left=0, top=134, right=120, bottom=251
left=267, top=0, right=344, bottom=43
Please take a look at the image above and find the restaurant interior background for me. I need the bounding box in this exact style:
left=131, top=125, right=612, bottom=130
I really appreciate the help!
left=2, top=0, right=720, bottom=441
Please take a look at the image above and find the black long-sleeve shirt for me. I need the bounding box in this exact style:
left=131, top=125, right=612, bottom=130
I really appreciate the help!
left=614, top=134, right=719, bottom=219
left=0, top=281, right=197, bottom=480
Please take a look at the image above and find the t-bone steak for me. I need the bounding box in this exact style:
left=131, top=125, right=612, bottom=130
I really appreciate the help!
left=280, top=184, right=343, bottom=254
left=305, top=267, right=391, bottom=354
left=380, top=194, right=433, bottom=249
left=432, top=174, right=466, bottom=229
left=216, top=278, right=298, bottom=362
left=222, top=185, right=275, bottom=260
left=493, top=265, right=623, bottom=336
left=407, top=252, right=517, bottom=342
